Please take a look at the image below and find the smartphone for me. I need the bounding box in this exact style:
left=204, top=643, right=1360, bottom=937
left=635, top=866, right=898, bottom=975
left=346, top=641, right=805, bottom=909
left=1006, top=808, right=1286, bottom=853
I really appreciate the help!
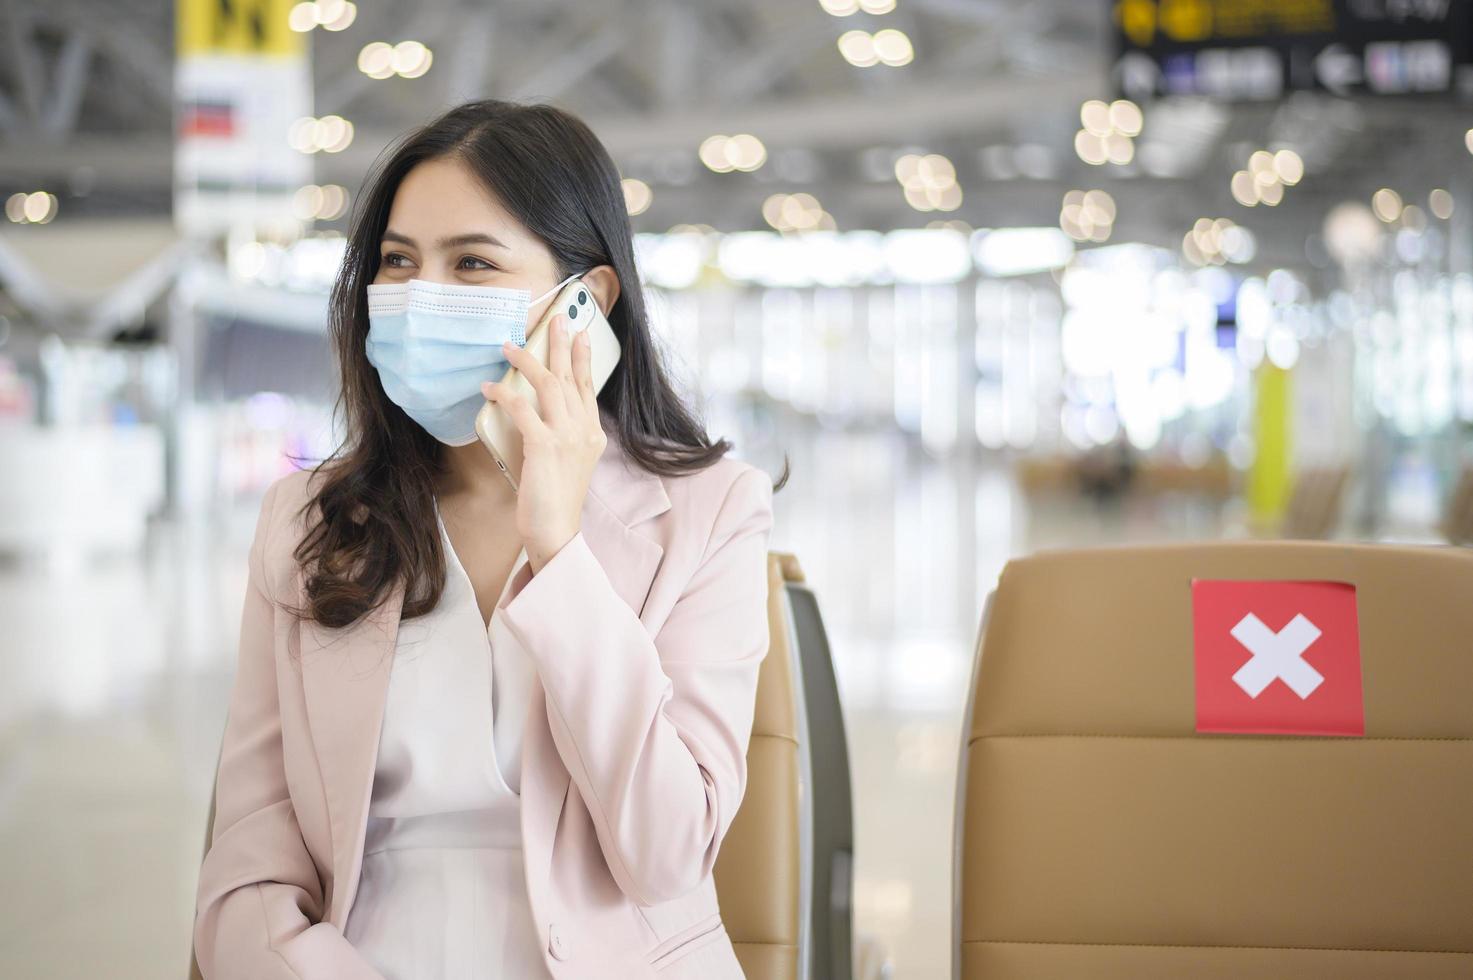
left=474, top=277, right=621, bottom=492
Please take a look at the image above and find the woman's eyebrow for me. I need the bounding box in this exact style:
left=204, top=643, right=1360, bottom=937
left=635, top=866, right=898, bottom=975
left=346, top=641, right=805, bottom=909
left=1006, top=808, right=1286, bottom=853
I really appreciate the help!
left=381, top=229, right=509, bottom=250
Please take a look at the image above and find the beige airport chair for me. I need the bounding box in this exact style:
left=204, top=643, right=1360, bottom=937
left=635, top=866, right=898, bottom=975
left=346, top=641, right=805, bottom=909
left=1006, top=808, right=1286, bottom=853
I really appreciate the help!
left=1133, top=455, right=1235, bottom=498
left=714, top=551, right=808, bottom=979
left=1440, top=466, right=1473, bottom=545
left=720, top=550, right=859, bottom=979
left=1279, top=465, right=1350, bottom=539
left=189, top=550, right=816, bottom=980
left=954, top=542, right=1473, bottom=979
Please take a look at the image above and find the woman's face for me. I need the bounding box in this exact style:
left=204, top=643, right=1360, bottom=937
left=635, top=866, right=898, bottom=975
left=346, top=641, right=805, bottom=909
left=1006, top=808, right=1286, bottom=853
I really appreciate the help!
left=371, top=156, right=562, bottom=300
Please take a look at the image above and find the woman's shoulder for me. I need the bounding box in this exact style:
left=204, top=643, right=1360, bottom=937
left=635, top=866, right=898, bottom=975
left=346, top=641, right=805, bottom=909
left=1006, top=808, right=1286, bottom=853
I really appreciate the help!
left=261, top=463, right=331, bottom=532
left=252, top=463, right=335, bottom=599
left=658, top=452, right=774, bottom=537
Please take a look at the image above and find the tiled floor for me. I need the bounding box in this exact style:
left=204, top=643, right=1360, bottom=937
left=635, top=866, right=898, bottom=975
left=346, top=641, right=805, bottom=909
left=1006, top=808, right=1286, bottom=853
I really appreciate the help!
left=0, top=430, right=1229, bottom=980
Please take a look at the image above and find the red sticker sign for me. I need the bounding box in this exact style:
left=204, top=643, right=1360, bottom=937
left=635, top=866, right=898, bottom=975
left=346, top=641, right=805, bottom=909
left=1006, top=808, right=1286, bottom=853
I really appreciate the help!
left=1191, top=579, right=1364, bottom=737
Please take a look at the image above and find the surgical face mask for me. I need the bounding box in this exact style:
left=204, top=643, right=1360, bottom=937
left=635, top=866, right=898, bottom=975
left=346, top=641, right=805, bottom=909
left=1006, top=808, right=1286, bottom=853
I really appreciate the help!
left=364, top=273, right=580, bottom=446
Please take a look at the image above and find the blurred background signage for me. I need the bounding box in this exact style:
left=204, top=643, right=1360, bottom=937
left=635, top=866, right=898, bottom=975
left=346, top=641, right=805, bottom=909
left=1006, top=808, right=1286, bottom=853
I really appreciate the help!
left=174, top=0, right=312, bottom=235
left=1113, top=0, right=1473, bottom=101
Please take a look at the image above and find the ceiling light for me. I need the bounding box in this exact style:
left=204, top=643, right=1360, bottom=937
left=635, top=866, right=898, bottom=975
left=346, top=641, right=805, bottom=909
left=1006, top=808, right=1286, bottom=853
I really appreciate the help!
left=724, top=133, right=767, bottom=172
left=292, top=185, right=324, bottom=221
left=1182, top=231, right=1205, bottom=266
left=894, top=152, right=955, bottom=190
left=622, top=178, right=652, bottom=216
left=917, top=153, right=955, bottom=188
left=1231, top=170, right=1259, bottom=207
left=316, top=115, right=353, bottom=153
left=1220, top=225, right=1255, bottom=263
left=1080, top=100, right=1111, bottom=137
left=1082, top=189, right=1115, bottom=225
left=761, top=195, right=786, bottom=229
left=1077, top=99, right=1138, bottom=166
left=358, top=42, right=395, bottom=79
left=928, top=182, right=962, bottom=211
left=1104, top=133, right=1134, bottom=165
left=700, top=134, right=766, bottom=173
left=4, top=190, right=55, bottom=224
left=837, top=30, right=879, bottom=67
left=1192, top=217, right=1220, bottom=255
left=289, top=115, right=355, bottom=154
left=763, top=192, right=826, bottom=231
left=1273, top=149, right=1304, bottom=185
left=1108, top=99, right=1143, bottom=137
left=318, top=184, right=348, bottom=220
left=1060, top=205, right=1090, bottom=241
left=782, top=193, right=823, bottom=229
left=838, top=29, right=911, bottom=67
left=1429, top=188, right=1455, bottom=219
left=1074, top=130, right=1107, bottom=166
left=23, top=191, right=56, bottom=223
left=1372, top=187, right=1403, bottom=222
left=872, top=29, right=913, bottom=66
left=699, top=136, right=734, bottom=173
left=392, top=41, right=432, bottom=78
left=903, top=182, right=961, bottom=212
left=319, top=0, right=356, bottom=30
left=289, top=3, right=318, bottom=32
left=290, top=2, right=357, bottom=34
left=1060, top=189, right=1114, bottom=244
left=1184, top=217, right=1252, bottom=266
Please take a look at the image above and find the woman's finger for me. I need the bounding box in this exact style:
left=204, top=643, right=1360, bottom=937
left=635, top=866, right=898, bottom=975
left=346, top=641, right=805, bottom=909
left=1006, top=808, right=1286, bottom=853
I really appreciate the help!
left=548, top=310, right=572, bottom=381
left=502, top=337, right=567, bottom=425
left=483, top=379, right=551, bottom=444
left=548, top=315, right=582, bottom=418
left=571, top=328, right=597, bottom=417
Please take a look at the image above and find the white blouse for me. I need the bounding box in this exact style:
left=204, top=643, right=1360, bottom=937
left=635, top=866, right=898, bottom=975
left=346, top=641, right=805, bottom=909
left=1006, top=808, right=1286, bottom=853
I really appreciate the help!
left=343, top=499, right=552, bottom=979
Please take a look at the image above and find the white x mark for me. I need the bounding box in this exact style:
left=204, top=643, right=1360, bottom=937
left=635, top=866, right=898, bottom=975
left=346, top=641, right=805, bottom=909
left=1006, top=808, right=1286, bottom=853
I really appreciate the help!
left=1229, top=613, right=1325, bottom=699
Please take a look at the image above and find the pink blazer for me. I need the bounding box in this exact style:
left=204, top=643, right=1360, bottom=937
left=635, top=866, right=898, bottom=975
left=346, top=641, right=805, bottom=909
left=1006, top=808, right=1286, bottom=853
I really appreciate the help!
left=192, top=429, right=775, bottom=979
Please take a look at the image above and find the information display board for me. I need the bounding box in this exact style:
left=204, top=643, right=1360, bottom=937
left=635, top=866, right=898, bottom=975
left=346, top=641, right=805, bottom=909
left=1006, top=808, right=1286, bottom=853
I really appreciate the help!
left=1112, top=0, right=1473, bottom=101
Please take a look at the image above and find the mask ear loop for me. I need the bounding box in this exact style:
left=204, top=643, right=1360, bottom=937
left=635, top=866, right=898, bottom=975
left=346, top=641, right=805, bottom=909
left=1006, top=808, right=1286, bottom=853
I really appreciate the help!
left=529, top=272, right=584, bottom=307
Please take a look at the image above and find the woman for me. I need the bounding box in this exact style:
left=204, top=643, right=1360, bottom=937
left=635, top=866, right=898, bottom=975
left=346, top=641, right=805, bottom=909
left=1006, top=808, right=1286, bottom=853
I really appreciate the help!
left=192, top=99, right=789, bottom=980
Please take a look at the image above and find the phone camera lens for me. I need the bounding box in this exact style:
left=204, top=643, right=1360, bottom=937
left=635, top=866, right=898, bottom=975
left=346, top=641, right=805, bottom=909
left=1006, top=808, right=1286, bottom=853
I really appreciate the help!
left=568, top=305, right=578, bottom=319
left=577, top=291, right=588, bottom=305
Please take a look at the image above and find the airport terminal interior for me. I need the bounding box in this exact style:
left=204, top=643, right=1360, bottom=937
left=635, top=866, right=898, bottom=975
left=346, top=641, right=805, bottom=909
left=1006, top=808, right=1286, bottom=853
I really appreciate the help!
left=3, top=1, right=1473, bottom=978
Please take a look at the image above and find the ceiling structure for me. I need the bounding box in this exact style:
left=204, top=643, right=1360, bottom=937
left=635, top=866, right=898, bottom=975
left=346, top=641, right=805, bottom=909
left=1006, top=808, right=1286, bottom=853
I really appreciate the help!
left=2, top=0, right=1472, bottom=273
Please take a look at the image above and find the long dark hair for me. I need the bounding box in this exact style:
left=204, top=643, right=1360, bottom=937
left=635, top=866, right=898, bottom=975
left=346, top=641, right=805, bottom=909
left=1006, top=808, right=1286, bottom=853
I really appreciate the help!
left=284, top=99, right=790, bottom=631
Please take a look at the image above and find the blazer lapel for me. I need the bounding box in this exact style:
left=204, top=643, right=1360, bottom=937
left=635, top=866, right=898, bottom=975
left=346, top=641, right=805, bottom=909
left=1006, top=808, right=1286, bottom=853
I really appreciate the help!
left=300, top=435, right=672, bottom=927
left=298, top=577, right=405, bottom=927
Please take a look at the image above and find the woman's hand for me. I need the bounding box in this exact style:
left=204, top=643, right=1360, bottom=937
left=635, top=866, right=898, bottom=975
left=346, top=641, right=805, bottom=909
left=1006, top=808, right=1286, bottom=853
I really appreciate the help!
left=481, top=314, right=606, bottom=574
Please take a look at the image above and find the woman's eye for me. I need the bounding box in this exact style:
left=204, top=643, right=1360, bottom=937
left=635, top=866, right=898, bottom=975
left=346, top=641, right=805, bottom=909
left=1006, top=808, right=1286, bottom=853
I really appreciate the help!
left=382, top=253, right=412, bottom=268
left=458, top=255, right=494, bottom=271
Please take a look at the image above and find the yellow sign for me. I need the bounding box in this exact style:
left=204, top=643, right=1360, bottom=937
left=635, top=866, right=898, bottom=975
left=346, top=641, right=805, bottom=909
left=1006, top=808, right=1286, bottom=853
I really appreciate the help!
left=1160, top=0, right=1213, bottom=42
left=1247, top=362, right=1293, bottom=527
left=1116, top=0, right=1159, bottom=47
left=177, top=0, right=303, bottom=58
left=1115, top=0, right=1336, bottom=47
